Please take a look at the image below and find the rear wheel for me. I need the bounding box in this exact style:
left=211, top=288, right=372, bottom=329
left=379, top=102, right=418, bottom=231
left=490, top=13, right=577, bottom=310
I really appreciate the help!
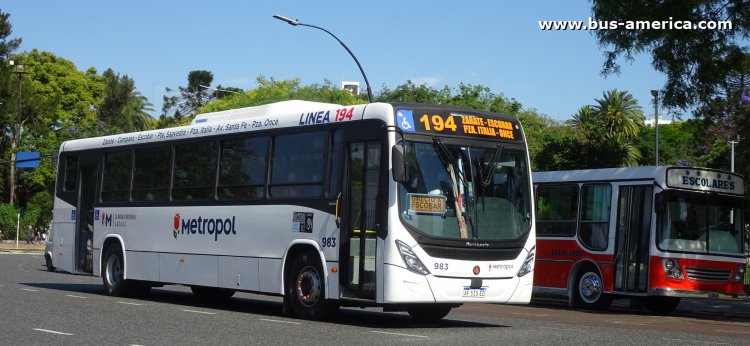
left=286, top=251, right=338, bottom=320
left=571, top=268, right=612, bottom=310
left=407, top=304, right=452, bottom=322
left=642, top=296, right=680, bottom=315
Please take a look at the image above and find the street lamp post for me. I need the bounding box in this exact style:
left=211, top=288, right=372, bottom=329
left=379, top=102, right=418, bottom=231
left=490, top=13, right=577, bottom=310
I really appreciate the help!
left=651, top=90, right=659, bottom=166
left=273, top=15, right=374, bottom=103
left=9, top=60, right=28, bottom=204
left=729, top=136, right=739, bottom=172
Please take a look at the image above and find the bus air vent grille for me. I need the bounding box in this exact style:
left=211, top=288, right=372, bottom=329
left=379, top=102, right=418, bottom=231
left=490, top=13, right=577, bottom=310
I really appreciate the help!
left=684, top=267, right=731, bottom=282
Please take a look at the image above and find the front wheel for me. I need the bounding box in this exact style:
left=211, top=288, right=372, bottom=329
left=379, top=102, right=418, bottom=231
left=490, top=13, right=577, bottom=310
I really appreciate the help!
left=102, top=244, right=129, bottom=296
left=45, top=255, right=55, bottom=272
left=286, top=251, right=338, bottom=320
left=571, top=269, right=612, bottom=310
left=642, top=296, right=681, bottom=315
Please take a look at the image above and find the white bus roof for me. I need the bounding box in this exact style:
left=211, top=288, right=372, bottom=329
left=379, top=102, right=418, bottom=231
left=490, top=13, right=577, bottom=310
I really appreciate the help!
left=191, top=100, right=345, bottom=125
left=533, top=166, right=744, bottom=196
left=59, top=101, right=395, bottom=152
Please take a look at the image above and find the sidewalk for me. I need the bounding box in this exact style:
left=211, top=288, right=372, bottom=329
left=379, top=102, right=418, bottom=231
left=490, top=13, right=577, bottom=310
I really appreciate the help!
left=0, top=240, right=45, bottom=252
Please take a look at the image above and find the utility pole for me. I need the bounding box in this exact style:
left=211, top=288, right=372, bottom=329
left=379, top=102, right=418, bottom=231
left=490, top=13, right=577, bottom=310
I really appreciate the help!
left=729, top=136, right=739, bottom=172
left=651, top=90, right=659, bottom=166
left=9, top=60, right=28, bottom=204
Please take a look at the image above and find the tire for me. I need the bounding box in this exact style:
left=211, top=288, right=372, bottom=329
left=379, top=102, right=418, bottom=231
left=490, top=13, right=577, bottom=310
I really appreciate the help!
left=407, top=304, right=452, bottom=322
left=102, top=244, right=130, bottom=297
left=571, top=268, right=612, bottom=310
left=286, top=251, right=338, bottom=320
left=45, top=255, right=55, bottom=272
left=191, top=286, right=235, bottom=301
left=642, top=296, right=680, bottom=315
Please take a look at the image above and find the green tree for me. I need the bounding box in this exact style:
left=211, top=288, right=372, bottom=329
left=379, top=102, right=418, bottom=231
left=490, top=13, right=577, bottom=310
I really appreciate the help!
left=99, top=68, right=154, bottom=133
left=0, top=10, right=21, bottom=59
left=591, top=0, right=750, bottom=109
left=198, top=76, right=364, bottom=115
left=592, top=89, right=644, bottom=140
left=162, top=70, right=217, bottom=118
left=552, top=90, right=644, bottom=169
left=635, top=119, right=702, bottom=166
left=0, top=202, right=18, bottom=239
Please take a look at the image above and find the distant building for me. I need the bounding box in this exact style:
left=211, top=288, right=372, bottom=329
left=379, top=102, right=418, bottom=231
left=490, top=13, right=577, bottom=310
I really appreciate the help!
left=644, top=117, right=677, bottom=127
left=341, top=81, right=360, bottom=96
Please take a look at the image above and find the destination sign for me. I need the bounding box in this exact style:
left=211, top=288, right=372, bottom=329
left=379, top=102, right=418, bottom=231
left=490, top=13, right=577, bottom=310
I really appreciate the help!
left=396, top=108, right=523, bottom=141
left=666, top=168, right=744, bottom=196
left=407, top=193, right=447, bottom=215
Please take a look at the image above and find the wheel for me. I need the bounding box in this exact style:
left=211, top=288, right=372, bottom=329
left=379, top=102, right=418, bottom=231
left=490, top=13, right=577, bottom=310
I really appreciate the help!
left=642, top=296, right=680, bottom=315
left=286, top=251, right=338, bottom=320
left=191, top=286, right=235, bottom=301
left=571, top=268, right=612, bottom=310
left=102, top=244, right=130, bottom=296
left=407, top=304, right=452, bottom=322
left=45, top=255, right=55, bottom=272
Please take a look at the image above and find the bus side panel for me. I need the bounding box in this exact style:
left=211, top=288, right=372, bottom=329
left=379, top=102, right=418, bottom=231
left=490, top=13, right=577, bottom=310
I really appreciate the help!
left=534, top=239, right=577, bottom=289
left=51, top=205, right=76, bottom=273
left=534, top=238, right=615, bottom=292
left=219, top=256, right=260, bottom=291
left=259, top=258, right=283, bottom=294
left=159, top=253, right=218, bottom=287
left=125, top=251, right=160, bottom=282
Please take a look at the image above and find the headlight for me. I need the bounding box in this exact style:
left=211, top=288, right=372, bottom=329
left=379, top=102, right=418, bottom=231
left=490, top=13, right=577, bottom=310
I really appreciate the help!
left=516, top=248, right=535, bottom=278
left=734, top=265, right=746, bottom=283
left=661, top=258, right=684, bottom=280
left=396, top=240, right=430, bottom=275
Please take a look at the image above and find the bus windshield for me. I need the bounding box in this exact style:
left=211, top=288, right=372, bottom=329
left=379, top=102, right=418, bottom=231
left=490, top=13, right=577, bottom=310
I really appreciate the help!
left=398, top=140, right=531, bottom=241
left=657, top=191, right=744, bottom=255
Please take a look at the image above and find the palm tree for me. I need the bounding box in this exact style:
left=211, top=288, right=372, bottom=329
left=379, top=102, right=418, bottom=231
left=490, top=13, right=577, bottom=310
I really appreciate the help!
left=592, top=89, right=644, bottom=140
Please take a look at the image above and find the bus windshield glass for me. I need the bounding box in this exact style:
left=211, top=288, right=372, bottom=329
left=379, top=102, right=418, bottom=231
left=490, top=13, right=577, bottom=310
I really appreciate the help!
left=398, top=140, right=531, bottom=241
left=657, top=191, right=744, bottom=255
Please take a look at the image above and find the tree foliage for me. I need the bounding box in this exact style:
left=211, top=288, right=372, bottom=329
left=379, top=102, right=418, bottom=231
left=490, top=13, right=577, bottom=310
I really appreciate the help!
left=592, top=0, right=750, bottom=109
left=99, top=68, right=154, bottom=133
left=162, top=70, right=217, bottom=120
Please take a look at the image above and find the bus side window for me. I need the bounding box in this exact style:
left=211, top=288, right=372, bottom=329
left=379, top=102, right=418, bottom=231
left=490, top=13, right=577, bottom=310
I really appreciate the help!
left=535, top=184, right=578, bottom=237
left=63, top=156, right=78, bottom=192
left=579, top=184, right=611, bottom=251
left=270, top=132, right=326, bottom=198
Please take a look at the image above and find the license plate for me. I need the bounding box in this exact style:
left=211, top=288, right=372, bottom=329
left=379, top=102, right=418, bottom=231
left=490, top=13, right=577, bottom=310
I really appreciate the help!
left=462, top=287, right=487, bottom=298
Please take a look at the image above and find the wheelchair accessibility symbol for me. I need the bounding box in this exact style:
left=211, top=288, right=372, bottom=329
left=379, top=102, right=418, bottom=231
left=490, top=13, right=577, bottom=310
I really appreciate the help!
left=396, top=110, right=415, bottom=132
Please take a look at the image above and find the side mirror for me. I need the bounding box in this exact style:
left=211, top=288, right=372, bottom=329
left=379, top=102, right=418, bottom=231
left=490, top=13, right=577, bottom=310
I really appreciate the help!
left=392, top=145, right=409, bottom=183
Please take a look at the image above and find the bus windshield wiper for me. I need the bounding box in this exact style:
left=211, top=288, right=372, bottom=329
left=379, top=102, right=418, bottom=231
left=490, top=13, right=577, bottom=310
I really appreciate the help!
left=481, top=144, right=503, bottom=187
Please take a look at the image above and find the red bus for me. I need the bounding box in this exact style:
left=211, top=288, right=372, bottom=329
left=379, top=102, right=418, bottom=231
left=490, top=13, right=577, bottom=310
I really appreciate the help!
left=532, top=166, right=746, bottom=314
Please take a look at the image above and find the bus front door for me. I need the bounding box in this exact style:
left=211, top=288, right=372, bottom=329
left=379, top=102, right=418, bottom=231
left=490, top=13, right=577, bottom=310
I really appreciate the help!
left=340, top=140, right=383, bottom=300
left=614, top=185, right=653, bottom=293
left=75, top=161, right=97, bottom=274
left=53, top=155, right=97, bottom=275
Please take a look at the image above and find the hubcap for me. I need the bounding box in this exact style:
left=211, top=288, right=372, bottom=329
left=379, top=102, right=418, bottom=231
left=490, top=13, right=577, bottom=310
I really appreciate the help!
left=579, top=272, right=602, bottom=303
left=106, top=254, right=122, bottom=286
left=295, top=266, right=321, bottom=306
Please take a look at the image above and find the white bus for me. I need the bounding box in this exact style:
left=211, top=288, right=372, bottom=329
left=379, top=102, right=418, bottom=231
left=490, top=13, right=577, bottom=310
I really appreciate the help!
left=533, top=166, right=746, bottom=314
left=50, top=100, right=535, bottom=320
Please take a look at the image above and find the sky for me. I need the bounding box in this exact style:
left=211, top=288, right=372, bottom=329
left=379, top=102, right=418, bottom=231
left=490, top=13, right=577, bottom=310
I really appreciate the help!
left=3, top=1, right=670, bottom=121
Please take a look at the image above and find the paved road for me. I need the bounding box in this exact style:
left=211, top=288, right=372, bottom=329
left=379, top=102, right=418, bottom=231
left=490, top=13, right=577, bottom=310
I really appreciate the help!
left=1, top=252, right=749, bottom=345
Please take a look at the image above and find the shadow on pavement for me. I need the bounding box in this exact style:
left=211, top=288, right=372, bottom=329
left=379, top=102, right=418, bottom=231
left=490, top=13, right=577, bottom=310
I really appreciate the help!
left=21, top=281, right=504, bottom=329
